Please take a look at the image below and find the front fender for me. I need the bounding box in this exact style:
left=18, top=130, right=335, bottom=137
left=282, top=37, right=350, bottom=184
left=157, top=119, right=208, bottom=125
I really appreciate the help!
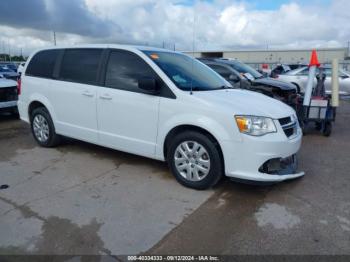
left=155, top=113, right=238, bottom=160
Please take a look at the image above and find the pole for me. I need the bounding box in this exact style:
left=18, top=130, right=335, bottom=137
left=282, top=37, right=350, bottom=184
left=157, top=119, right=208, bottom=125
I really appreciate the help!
left=303, top=50, right=320, bottom=106
left=53, top=31, right=57, bottom=46
left=303, top=66, right=316, bottom=106
left=331, top=59, right=339, bottom=107
left=8, top=39, right=11, bottom=62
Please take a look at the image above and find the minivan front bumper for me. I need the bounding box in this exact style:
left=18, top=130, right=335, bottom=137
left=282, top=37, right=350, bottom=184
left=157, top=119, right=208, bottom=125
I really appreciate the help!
left=222, top=127, right=304, bottom=182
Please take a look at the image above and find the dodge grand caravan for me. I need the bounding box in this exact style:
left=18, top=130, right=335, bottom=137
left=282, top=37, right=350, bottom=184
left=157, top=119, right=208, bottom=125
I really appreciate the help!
left=18, top=45, right=304, bottom=189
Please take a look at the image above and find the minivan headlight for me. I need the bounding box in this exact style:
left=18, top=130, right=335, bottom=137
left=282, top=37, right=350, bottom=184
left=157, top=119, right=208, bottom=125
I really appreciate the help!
left=235, top=115, right=276, bottom=136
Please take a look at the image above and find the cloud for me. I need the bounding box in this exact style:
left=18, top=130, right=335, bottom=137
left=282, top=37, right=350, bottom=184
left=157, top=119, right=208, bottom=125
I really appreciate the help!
left=0, top=0, right=348, bottom=56
left=0, top=0, right=115, bottom=37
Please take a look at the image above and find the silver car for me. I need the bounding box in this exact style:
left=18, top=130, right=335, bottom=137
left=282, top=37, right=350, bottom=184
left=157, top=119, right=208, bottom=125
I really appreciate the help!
left=277, top=66, right=350, bottom=95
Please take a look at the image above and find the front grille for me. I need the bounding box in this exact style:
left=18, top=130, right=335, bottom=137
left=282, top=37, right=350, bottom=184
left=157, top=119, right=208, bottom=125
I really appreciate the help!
left=278, top=117, right=291, bottom=126
left=278, top=116, right=297, bottom=138
left=0, top=86, right=18, bottom=102
left=259, top=154, right=297, bottom=175
left=284, top=127, right=294, bottom=137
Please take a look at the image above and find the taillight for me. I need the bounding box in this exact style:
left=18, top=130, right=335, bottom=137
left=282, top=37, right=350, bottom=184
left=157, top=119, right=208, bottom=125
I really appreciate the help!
left=17, top=78, right=21, bottom=95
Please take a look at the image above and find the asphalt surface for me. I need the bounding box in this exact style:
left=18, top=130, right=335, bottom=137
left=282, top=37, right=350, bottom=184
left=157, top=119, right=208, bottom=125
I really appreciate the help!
left=0, top=101, right=349, bottom=260
left=0, top=115, right=213, bottom=257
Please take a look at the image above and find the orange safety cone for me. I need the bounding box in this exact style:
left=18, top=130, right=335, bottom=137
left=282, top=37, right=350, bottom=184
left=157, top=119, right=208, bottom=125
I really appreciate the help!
left=309, top=49, right=320, bottom=68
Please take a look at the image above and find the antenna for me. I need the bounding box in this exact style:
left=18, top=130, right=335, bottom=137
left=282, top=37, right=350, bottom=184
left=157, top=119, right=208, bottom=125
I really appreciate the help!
left=190, top=6, right=196, bottom=95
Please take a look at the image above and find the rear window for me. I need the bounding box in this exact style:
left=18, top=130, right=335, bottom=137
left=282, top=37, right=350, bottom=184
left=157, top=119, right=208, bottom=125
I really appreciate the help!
left=59, top=49, right=102, bottom=85
left=26, top=50, right=59, bottom=78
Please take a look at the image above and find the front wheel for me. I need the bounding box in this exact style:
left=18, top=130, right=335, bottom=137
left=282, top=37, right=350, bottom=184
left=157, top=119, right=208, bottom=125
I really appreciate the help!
left=167, top=131, right=223, bottom=190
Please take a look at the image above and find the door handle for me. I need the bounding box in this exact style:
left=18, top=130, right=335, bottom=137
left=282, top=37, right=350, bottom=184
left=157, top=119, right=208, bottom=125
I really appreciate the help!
left=82, top=91, right=94, bottom=97
left=99, top=94, right=112, bottom=100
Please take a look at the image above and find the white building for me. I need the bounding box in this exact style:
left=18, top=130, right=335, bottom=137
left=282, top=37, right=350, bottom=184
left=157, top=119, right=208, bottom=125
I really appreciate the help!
left=184, top=47, right=349, bottom=64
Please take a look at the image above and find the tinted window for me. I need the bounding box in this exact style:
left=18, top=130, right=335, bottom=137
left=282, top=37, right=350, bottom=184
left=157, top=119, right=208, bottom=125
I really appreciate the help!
left=26, top=50, right=59, bottom=78
left=105, top=50, right=159, bottom=92
left=60, top=49, right=102, bottom=85
left=229, top=61, right=262, bottom=79
left=209, top=64, right=232, bottom=78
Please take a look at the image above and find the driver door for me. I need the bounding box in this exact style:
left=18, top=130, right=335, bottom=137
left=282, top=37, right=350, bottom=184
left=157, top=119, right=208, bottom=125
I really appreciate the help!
left=97, top=50, right=160, bottom=157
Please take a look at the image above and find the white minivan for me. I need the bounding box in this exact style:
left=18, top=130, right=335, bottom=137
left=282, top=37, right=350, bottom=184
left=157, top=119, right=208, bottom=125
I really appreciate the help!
left=18, top=45, right=304, bottom=189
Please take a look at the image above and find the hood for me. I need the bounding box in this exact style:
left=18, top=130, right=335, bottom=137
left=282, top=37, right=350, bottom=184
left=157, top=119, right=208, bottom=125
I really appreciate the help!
left=0, top=78, right=17, bottom=88
left=193, top=89, right=295, bottom=119
left=253, top=77, right=296, bottom=91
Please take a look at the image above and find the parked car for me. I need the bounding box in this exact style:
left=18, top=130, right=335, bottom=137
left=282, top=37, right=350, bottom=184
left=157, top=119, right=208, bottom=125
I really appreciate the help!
left=277, top=66, right=350, bottom=94
left=199, top=58, right=297, bottom=106
left=0, top=65, right=20, bottom=81
left=270, top=63, right=306, bottom=78
left=0, top=62, right=18, bottom=72
left=18, top=45, right=303, bottom=189
left=0, top=74, right=19, bottom=115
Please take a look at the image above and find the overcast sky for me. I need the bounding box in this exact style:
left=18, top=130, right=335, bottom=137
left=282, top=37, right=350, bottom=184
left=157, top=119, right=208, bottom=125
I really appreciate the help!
left=0, top=0, right=349, bottom=56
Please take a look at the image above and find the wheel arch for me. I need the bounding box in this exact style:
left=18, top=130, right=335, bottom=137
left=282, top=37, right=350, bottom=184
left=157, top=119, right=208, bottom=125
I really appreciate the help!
left=27, top=95, right=56, bottom=123
left=163, top=125, right=225, bottom=171
left=291, top=82, right=301, bottom=93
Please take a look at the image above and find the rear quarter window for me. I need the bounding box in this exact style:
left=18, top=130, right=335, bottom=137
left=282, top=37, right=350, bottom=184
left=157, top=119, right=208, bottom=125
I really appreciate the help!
left=26, top=50, right=59, bottom=78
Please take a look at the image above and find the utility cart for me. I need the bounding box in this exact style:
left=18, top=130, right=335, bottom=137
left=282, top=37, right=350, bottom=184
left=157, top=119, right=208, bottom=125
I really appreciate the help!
left=296, top=72, right=337, bottom=136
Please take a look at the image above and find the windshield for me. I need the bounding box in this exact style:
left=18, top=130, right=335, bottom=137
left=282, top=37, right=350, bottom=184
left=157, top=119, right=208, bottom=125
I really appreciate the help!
left=142, top=51, right=230, bottom=91
left=286, top=67, right=307, bottom=75
left=229, top=61, right=262, bottom=79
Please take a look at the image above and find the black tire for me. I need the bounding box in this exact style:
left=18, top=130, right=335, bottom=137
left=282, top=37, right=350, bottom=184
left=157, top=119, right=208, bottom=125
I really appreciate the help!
left=12, top=108, right=20, bottom=119
left=30, top=107, right=61, bottom=147
left=315, top=122, right=322, bottom=131
left=167, top=131, right=223, bottom=190
left=322, top=122, right=332, bottom=137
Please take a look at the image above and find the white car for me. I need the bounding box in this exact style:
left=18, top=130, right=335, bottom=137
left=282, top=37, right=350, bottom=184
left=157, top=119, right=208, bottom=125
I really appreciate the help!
left=18, top=45, right=304, bottom=189
left=277, top=66, right=350, bottom=94
left=0, top=74, right=18, bottom=115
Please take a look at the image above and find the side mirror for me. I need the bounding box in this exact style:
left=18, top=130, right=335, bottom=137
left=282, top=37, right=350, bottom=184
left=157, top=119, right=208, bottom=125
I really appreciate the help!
left=228, top=74, right=240, bottom=82
left=138, top=78, right=159, bottom=94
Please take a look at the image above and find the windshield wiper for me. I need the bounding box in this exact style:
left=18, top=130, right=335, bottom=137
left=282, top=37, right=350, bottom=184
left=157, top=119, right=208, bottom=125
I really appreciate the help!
left=216, top=85, right=234, bottom=90
left=183, top=86, right=233, bottom=92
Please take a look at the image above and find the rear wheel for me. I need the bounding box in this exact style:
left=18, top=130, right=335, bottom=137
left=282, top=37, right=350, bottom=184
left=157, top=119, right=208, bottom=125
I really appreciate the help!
left=30, top=107, right=61, bottom=147
left=167, top=131, right=223, bottom=190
